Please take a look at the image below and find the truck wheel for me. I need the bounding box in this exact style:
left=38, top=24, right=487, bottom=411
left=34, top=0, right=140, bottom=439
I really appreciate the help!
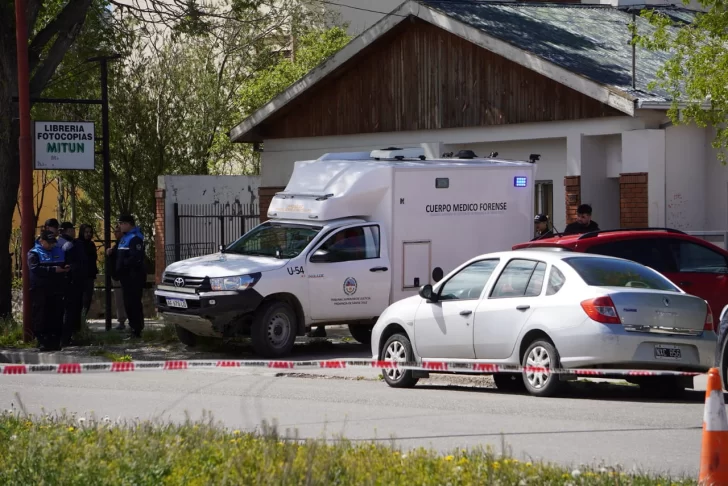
left=522, top=339, right=562, bottom=397
left=175, top=325, right=198, bottom=347
left=252, top=301, right=297, bottom=358
left=348, top=323, right=374, bottom=345
left=381, top=333, right=419, bottom=388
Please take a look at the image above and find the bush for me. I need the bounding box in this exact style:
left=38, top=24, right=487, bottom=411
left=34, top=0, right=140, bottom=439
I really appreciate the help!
left=0, top=317, right=36, bottom=348
left=0, top=412, right=696, bottom=485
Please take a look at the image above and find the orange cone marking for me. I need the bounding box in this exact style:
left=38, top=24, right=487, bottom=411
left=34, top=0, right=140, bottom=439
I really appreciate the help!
left=699, top=368, right=728, bottom=485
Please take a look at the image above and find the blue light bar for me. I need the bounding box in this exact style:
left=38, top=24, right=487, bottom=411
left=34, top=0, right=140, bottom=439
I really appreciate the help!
left=514, top=176, right=528, bottom=187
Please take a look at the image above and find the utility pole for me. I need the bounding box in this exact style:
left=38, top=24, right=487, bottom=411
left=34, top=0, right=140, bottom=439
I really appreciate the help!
left=88, top=55, right=120, bottom=331
left=15, top=0, right=34, bottom=341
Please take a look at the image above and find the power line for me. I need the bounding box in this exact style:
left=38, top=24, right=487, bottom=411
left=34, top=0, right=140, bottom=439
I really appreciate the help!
left=312, top=0, right=409, bottom=18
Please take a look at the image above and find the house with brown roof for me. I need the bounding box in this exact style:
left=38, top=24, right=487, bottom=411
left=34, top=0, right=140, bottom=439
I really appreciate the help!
left=230, top=0, right=727, bottom=242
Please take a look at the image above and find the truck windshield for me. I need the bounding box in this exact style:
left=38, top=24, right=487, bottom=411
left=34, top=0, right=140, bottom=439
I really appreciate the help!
left=224, top=222, right=322, bottom=259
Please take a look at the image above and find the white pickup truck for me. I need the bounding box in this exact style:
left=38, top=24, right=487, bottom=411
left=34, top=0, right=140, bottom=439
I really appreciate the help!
left=155, top=148, right=537, bottom=357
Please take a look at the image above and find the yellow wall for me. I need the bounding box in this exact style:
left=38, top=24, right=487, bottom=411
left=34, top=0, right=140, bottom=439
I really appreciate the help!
left=11, top=173, right=60, bottom=233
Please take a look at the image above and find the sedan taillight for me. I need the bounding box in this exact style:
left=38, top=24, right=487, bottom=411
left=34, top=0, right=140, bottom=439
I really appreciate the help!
left=581, top=296, right=621, bottom=324
left=704, top=302, right=715, bottom=332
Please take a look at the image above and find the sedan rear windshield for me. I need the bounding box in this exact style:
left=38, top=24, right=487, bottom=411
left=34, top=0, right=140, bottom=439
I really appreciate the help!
left=562, top=257, right=680, bottom=292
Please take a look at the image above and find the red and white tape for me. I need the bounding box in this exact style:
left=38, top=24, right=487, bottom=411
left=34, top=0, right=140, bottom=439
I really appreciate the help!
left=0, top=359, right=706, bottom=377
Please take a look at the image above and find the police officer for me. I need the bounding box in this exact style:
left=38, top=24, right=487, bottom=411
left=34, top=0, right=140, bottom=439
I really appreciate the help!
left=107, top=214, right=145, bottom=339
left=532, top=214, right=555, bottom=241
left=58, top=222, right=88, bottom=346
left=28, top=230, right=70, bottom=351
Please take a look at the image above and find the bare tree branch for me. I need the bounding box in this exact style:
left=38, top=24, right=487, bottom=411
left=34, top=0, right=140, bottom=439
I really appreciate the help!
left=29, top=0, right=93, bottom=72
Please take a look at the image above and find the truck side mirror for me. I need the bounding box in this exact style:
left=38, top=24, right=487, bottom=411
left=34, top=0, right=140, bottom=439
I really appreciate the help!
left=419, top=284, right=437, bottom=302
left=309, top=249, right=331, bottom=263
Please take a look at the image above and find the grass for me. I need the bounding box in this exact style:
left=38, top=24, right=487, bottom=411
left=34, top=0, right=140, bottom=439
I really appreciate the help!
left=88, top=349, right=133, bottom=362
left=0, top=409, right=697, bottom=486
left=0, top=317, right=36, bottom=349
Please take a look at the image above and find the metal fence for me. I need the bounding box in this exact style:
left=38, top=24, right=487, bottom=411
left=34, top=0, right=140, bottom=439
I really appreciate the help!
left=168, top=202, right=260, bottom=266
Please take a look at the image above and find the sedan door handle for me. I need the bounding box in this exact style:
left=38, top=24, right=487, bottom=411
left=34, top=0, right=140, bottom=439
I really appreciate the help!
left=459, top=310, right=473, bottom=316
left=370, top=267, right=389, bottom=272
left=516, top=305, right=530, bottom=311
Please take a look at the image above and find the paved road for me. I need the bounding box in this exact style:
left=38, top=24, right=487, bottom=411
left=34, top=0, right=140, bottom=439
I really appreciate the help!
left=0, top=342, right=712, bottom=479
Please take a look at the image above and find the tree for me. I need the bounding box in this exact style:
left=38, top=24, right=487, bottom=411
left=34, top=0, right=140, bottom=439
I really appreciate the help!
left=635, top=2, right=728, bottom=162
left=0, top=0, right=338, bottom=317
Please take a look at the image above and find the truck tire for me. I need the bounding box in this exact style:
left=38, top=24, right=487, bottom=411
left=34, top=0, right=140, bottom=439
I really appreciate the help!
left=381, top=333, right=419, bottom=388
left=348, top=323, right=374, bottom=345
left=175, top=325, right=198, bottom=347
left=521, top=339, right=562, bottom=397
left=252, top=301, right=297, bottom=358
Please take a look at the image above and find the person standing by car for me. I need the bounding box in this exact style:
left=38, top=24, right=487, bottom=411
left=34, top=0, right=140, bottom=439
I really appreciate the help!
left=108, top=224, right=128, bottom=330
left=78, top=224, right=99, bottom=318
left=563, top=204, right=600, bottom=235
left=58, top=222, right=89, bottom=346
left=107, top=214, right=145, bottom=339
left=531, top=214, right=555, bottom=241
left=28, top=230, right=70, bottom=350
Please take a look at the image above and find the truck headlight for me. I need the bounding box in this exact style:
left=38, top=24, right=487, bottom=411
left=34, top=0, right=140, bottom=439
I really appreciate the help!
left=210, top=275, right=256, bottom=291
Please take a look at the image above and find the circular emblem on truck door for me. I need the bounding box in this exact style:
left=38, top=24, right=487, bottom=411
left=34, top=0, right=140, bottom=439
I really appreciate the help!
left=343, top=277, right=357, bottom=296
left=174, top=277, right=185, bottom=288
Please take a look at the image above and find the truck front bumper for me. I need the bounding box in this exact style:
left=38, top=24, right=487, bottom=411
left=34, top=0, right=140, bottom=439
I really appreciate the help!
left=154, top=288, right=263, bottom=337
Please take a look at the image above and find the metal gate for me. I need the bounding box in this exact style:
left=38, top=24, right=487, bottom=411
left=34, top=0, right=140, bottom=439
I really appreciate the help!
left=167, top=202, right=260, bottom=266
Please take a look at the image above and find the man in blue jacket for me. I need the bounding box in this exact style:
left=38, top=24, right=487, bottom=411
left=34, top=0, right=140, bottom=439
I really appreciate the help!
left=58, top=221, right=88, bottom=346
left=107, top=214, right=145, bottom=339
left=28, top=230, right=70, bottom=350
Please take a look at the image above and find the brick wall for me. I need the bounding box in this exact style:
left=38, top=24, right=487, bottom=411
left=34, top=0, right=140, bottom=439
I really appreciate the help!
left=620, top=172, right=648, bottom=228
left=258, top=186, right=286, bottom=223
left=564, top=176, right=581, bottom=224
left=154, top=189, right=166, bottom=284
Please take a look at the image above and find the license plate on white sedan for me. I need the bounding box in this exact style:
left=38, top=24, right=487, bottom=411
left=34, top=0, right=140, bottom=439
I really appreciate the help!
left=166, top=298, right=188, bottom=309
left=654, top=344, right=682, bottom=360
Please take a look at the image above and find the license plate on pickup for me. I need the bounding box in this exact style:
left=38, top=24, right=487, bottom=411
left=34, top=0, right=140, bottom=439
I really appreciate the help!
left=654, top=344, right=682, bottom=360
left=166, top=298, right=188, bottom=309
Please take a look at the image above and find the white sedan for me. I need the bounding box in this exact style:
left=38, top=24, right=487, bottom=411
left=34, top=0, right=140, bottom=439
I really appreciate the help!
left=371, top=250, right=716, bottom=397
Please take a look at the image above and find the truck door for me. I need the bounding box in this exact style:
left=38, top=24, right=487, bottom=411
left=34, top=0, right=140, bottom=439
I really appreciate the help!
left=307, top=223, right=391, bottom=321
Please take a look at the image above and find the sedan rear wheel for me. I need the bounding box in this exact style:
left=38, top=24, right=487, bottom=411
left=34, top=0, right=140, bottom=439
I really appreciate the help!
left=381, top=334, right=419, bottom=388
left=522, top=339, right=562, bottom=397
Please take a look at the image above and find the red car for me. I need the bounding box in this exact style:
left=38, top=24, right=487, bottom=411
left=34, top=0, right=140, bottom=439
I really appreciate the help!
left=513, top=228, right=728, bottom=327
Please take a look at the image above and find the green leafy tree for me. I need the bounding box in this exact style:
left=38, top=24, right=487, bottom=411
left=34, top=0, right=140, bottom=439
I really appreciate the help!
left=0, top=0, right=335, bottom=318
left=634, top=2, right=728, bottom=162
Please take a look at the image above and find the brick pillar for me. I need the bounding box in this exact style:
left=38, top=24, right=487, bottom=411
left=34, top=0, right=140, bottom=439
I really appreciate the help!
left=258, top=186, right=286, bottom=223
left=620, top=172, right=648, bottom=228
left=154, top=189, right=166, bottom=284
left=564, top=176, right=581, bottom=224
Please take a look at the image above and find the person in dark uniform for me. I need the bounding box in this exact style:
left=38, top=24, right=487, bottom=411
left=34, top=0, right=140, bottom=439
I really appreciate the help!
left=563, top=204, right=600, bottom=236
left=58, top=222, right=88, bottom=346
left=28, top=230, right=70, bottom=351
left=531, top=214, right=555, bottom=241
left=78, top=224, right=99, bottom=317
left=107, top=214, right=145, bottom=339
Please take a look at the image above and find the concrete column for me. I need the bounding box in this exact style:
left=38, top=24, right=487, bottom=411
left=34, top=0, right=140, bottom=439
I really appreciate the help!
left=622, top=129, right=666, bottom=227
left=154, top=188, right=166, bottom=284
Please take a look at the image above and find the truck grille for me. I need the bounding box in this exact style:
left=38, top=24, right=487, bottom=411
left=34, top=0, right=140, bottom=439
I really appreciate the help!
left=162, top=273, right=210, bottom=291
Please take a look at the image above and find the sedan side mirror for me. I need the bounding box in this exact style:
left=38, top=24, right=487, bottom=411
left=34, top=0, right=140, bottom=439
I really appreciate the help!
left=219, top=244, right=226, bottom=252
left=419, top=284, right=437, bottom=302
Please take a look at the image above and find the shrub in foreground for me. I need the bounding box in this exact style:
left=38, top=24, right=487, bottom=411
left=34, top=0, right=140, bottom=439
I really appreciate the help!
left=0, top=411, right=696, bottom=485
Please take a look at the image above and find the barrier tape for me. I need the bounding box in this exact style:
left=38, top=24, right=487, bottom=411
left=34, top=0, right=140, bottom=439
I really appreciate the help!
left=0, top=359, right=707, bottom=377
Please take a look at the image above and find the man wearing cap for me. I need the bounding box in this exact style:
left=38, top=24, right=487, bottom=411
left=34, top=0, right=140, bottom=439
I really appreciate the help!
left=532, top=214, right=555, bottom=241
left=28, top=230, right=70, bottom=350
left=107, top=214, right=145, bottom=339
left=58, top=222, right=89, bottom=346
